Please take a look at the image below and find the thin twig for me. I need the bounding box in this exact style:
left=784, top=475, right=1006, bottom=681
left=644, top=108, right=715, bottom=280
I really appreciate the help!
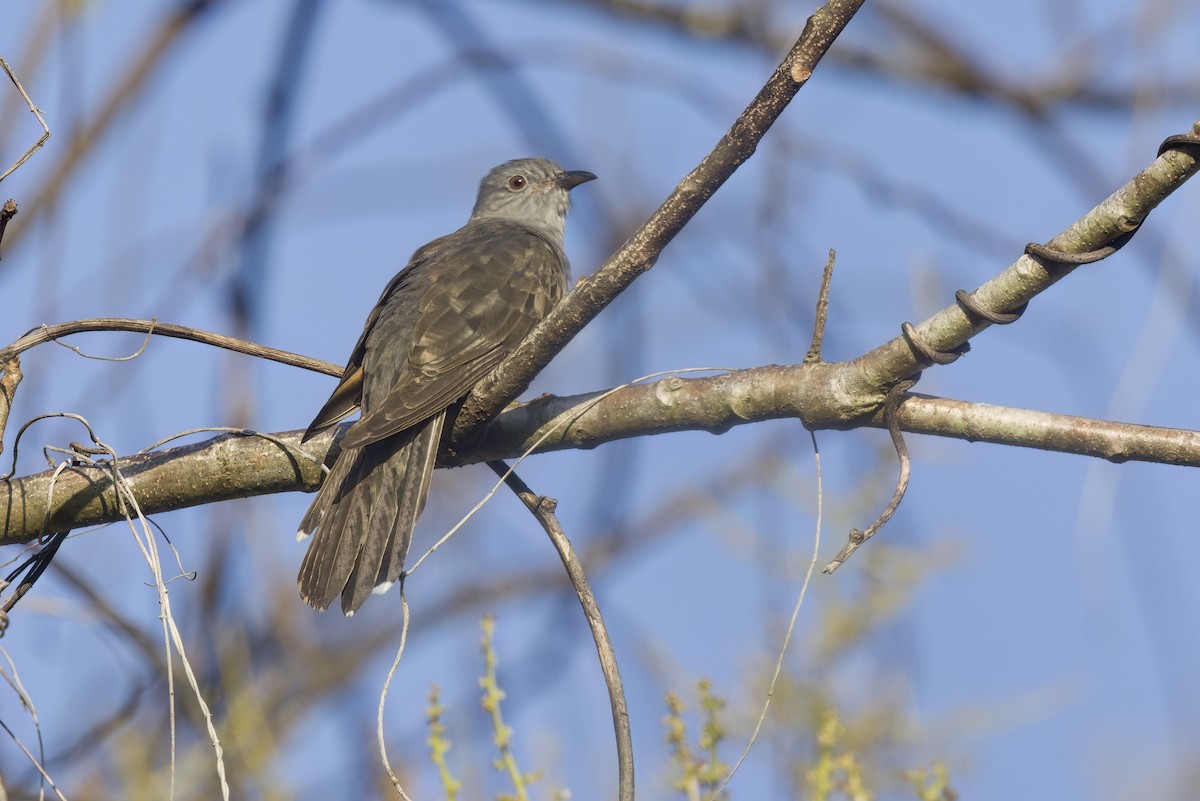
left=487, top=460, right=634, bottom=801
left=12, top=412, right=229, bottom=799
left=106, top=433, right=230, bottom=800
left=804, top=250, right=837, bottom=364
left=377, top=588, right=416, bottom=801
left=0, top=317, right=340, bottom=376
left=706, top=429, right=824, bottom=799
left=0, top=715, right=69, bottom=801
left=0, top=57, right=50, bottom=184
left=49, top=319, right=155, bottom=362
left=478, top=615, right=531, bottom=801
left=824, top=380, right=916, bottom=572
left=0, top=646, right=53, bottom=799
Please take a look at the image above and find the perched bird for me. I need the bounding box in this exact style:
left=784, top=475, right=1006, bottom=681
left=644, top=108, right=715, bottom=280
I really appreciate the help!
left=297, top=157, right=596, bottom=614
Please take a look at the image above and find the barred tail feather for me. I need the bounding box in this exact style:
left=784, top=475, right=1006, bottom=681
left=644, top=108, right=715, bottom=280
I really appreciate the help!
left=297, top=412, right=445, bottom=614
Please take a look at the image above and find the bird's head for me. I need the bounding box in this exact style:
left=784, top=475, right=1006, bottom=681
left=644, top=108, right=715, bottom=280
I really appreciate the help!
left=470, top=157, right=596, bottom=240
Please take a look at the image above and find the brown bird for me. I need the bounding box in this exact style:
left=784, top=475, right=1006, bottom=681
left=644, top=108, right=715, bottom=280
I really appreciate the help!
left=297, top=157, right=596, bottom=614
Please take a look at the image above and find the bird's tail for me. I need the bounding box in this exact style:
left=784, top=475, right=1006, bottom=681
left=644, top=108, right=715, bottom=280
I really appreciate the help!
left=297, top=412, right=444, bottom=615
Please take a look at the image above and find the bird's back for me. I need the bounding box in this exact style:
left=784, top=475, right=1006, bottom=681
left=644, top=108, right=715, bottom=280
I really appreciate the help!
left=345, top=218, right=569, bottom=449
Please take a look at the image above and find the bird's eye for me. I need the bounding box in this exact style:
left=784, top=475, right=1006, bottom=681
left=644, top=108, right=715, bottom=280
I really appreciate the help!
left=507, top=174, right=527, bottom=191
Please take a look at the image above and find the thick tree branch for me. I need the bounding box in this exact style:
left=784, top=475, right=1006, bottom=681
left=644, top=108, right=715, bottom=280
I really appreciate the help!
left=449, top=0, right=866, bottom=443
left=832, top=120, right=1200, bottom=407
left=4, top=371, right=1200, bottom=544
left=0, top=429, right=324, bottom=544
left=467, top=375, right=1200, bottom=467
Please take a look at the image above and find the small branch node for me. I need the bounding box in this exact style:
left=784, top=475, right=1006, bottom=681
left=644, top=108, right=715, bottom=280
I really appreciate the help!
left=0, top=199, right=16, bottom=256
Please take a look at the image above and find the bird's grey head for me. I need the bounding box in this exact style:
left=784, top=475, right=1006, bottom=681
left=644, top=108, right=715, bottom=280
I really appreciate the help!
left=470, top=157, right=596, bottom=243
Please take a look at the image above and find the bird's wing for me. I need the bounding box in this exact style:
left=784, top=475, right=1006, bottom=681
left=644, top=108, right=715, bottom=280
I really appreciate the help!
left=340, top=222, right=565, bottom=450
left=301, top=365, right=363, bottom=441
left=301, top=234, right=456, bottom=441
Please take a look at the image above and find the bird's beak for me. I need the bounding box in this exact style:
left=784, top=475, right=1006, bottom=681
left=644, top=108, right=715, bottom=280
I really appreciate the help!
left=557, top=170, right=597, bottom=191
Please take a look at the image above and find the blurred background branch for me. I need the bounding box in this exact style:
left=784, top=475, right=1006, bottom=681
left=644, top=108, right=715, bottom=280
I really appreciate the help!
left=1, top=1, right=1199, bottom=800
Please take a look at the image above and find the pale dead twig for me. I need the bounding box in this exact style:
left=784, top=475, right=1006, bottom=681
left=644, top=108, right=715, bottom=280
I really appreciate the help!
left=377, top=589, right=416, bottom=801
left=0, top=56, right=51, bottom=184
left=2, top=412, right=231, bottom=801
left=705, top=429, right=824, bottom=800
left=0, top=646, right=66, bottom=801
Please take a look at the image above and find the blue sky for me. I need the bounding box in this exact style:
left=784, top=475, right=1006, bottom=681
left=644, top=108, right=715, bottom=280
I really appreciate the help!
left=1, top=1, right=1199, bottom=799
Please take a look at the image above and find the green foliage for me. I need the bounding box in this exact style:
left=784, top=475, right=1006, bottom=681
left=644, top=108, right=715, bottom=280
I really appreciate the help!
left=663, top=679, right=730, bottom=801
left=421, top=615, right=568, bottom=801
left=906, top=763, right=957, bottom=801
left=426, top=685, right=461, bottom=801
left=806, top=710, right=873, bottom=801
left=479, top=614, right=544, bottom=801
left=657, top=541, right=959, bottom=800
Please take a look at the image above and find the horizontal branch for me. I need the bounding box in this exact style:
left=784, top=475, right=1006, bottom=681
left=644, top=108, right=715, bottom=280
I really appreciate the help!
left=892, top=395, right=1200, bottom=464
left=4, top=363, right=1198, bottom=544
left=0, top=430, right=326, bottom=544
left=0, top=318, right=339, bottom=376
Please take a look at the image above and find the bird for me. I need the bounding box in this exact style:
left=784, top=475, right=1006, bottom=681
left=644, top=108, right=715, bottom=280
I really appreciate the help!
left=297, top=157, right=596, bottom=615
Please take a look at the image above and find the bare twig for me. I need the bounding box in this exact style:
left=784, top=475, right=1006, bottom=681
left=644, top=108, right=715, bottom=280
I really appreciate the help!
left=1, top=412, right=230, bottom=796
left=488, top=460, right=634, bottom=801
left=804, top=250, right=837, bottom=364
left=93, top=419, right=229, bottom=800
left=451, top=0, right=868, bottom=443
left=0, top=57, right=50, bottom=184
left=0, top=317, right=340, bottom=376
left=377, top=589, right=416, bottom=801
left=0, top=646, right=53, bottom=799
left=0, top=715, right=69, bottom=801
left=824, top=380, right=916, bottom=572
left=707, top=429, right=824, bottom=799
